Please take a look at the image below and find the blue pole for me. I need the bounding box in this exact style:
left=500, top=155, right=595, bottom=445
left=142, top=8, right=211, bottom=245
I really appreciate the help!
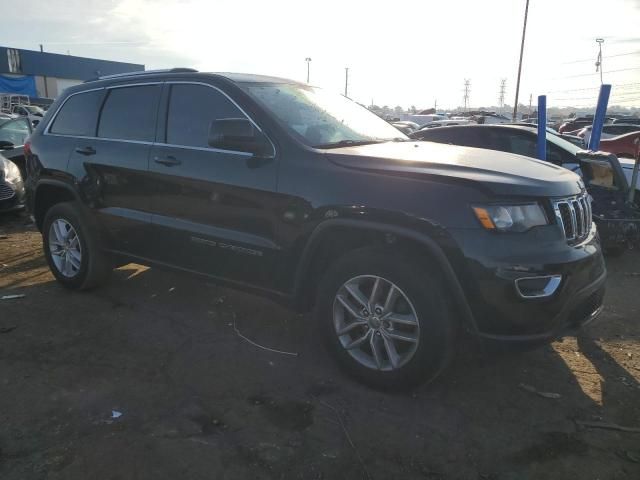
left=537, top=95, right=546, bottom=161
left=588, top=84, right=612, bottom=151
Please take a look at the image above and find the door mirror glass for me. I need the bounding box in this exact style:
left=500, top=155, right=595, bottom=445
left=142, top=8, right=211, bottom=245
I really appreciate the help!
left=208, top=118, right=271, bottom=156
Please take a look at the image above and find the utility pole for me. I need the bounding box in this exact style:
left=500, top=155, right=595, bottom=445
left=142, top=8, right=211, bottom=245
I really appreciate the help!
left=595, top=38, right=604, bottom=84
left=40, top=44, right=49, bottom=98
left=434, top=99, right=437, bottom=111
left=463, top=79, right=471, bottom=111
left=344, top=67, right=349, bottom=98
left=498, top=79, right=507, bottom=114
left=305, top=57, right=311, bottom=84
left=528, top=93, right=533, bottom=117
left=512, top=0, right=530, bottom=122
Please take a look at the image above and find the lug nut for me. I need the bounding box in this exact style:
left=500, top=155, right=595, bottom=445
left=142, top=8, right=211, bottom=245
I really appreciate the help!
left=374, top=307, right=383, bottom=315
left=362, top=309, right=369, bottom=317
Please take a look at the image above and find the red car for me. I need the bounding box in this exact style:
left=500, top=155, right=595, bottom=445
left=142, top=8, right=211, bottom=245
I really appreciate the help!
left=599, top=131, right=640, bottom=158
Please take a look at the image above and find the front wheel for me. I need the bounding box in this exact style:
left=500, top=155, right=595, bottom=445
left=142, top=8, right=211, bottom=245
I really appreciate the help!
left=316, top=247, right=454, bottom=390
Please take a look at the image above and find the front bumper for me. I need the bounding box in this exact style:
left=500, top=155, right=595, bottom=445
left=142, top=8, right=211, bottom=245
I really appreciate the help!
left=449, top=222, right=606, bottom=343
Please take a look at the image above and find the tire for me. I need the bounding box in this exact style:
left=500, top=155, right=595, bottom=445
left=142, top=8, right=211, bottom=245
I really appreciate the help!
left=42, top=202, right=111, bottom=290
left=315, top=247, right=454, bottom=390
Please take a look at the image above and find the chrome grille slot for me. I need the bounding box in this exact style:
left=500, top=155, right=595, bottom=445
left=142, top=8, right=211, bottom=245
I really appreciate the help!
left=0, top=183, right=16, bottom=201
left=553, top=193, right=592, bottom=244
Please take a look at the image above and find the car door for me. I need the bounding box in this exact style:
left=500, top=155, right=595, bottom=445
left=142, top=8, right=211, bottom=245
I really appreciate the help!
left=66, top=83, right=161, bottom=256
left=147, top=81, right=280, bottom=288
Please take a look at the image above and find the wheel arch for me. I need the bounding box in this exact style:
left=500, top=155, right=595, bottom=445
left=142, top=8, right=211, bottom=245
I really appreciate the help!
left=292, top=219, right=479, bottom=335
left=33, top=180, right=80, bottom=231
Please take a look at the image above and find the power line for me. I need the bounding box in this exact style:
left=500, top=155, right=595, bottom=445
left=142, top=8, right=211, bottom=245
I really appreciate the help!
left=561, top=50, right=640, bottom=64
left=545, top=82, right=640, bottom=93
left=555, top=66, right=640, bottom=79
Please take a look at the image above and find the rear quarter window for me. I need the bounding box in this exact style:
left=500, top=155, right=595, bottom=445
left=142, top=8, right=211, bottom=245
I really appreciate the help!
left=49, top=90, right=104, bottom=136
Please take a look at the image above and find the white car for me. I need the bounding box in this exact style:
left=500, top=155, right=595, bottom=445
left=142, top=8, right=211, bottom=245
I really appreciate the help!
left=10, top=104, right=45, bottom=126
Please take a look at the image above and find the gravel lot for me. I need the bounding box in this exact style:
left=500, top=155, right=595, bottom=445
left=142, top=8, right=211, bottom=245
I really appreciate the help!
left=1, top=213, right=639, bottom=480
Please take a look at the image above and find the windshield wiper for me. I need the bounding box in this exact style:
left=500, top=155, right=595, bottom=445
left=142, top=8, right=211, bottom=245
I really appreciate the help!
left=313, top=139, right=385, bottom=149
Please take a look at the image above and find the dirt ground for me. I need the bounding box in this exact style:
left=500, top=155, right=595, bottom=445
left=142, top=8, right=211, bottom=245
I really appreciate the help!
left=1, top=213, right=639, bottom=480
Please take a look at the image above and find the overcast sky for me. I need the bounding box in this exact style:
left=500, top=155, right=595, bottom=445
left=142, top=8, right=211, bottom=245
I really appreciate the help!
left=2, top=0, right=639, bottom=110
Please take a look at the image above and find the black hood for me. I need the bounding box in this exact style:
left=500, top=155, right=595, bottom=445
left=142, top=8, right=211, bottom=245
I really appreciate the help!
left=325, top=141, right=583, bottom=197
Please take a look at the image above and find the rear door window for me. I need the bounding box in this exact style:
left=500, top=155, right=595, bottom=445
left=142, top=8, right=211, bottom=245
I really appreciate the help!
left=49, top=90, right=104, bottom=136
left=165, top=84, right=246, bottom=148
left=98, top=85, right=161, bottom=142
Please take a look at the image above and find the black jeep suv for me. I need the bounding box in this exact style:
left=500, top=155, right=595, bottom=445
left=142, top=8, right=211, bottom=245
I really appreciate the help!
left=25, top=69, right=606, bottom=388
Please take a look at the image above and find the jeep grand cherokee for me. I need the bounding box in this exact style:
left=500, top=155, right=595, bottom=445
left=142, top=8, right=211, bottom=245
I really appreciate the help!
left=25, top=69, right=606, bottom=388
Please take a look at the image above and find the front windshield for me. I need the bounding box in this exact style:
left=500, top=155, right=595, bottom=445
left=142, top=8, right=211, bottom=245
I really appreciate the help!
left=242, top=83, right=407, bottom=148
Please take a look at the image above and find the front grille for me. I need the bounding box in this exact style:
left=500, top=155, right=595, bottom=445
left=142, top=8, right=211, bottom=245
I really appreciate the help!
left=0, top=182, right=15, bottom=201
left=553, top=192, right=592, bottom=244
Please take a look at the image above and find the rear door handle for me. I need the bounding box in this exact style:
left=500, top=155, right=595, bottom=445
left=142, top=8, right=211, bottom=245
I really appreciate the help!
left=75, top=146, right=96, bottom=156
left=154, top=155, right=181, bottom=167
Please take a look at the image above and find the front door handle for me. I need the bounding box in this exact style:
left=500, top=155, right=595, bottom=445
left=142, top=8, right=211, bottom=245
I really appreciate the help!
left=75, top=146, right=96, bottom=156
left=154, top=155, right=181, bottom=167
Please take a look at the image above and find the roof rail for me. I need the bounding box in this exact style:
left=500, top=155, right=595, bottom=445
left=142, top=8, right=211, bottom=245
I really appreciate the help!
left=85, top=68, right=198, bottom=82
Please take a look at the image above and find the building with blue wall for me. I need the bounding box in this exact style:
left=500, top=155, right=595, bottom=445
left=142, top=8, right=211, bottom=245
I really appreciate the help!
left=0, top=46, right=144, bottom=101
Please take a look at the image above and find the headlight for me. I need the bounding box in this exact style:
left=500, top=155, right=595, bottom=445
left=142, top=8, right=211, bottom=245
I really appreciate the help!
left=1, top=157, right=22, bottom=185
left=472, top=203, right=548, bottom=232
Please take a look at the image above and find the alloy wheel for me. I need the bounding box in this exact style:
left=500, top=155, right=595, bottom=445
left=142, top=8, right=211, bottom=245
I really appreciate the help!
left=48, top=219, right=82, bottom=278
left=332, top=275, right=420, bottom=371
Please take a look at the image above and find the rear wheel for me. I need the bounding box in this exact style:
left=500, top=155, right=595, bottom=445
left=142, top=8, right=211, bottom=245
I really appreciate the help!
left=42, top=202, right=111, bottom=290
left=316, top=247, right=454, bottom=389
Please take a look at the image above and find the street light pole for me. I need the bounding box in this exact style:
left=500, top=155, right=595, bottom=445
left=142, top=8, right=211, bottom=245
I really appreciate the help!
left=596, top=38, right=604, bottom=85
left=512, top=0, right=530, bottom=122
left=344, top=67, right=349, bottom=97
left=305, top=57, right=312, bottom=84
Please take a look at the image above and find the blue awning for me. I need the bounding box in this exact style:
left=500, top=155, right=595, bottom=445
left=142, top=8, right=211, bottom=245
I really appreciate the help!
left=0, top=75, right=37, bottom=97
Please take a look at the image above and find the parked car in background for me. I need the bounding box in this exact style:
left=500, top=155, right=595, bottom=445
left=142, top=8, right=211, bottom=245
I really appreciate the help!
left=410, top=124, right=584, bottom=170
left=0, top=154, right=25, bottom=213
left=0, top=117, right=33, bottom=177
left=599, top=130, right=640, bottom=158
left=472, top=113, right=511, bottom=124
left=11, top=104, right=45, bottom=127
left=390, top=121, right=419, bottom=135
left=402, top=113, right=446, bottom=126
left=557, top=116, right=608, bottom=134
left=419, top=119, right=474, bottom=129
left=577, top=124, right=640, bottom=146
left=25, top=69, right=606, bottom=388
left=612, top=117, right=640, bottom=125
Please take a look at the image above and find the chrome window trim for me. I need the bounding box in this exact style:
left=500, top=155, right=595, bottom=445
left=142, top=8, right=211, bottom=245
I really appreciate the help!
left=153, top=142, right=252, bottom=157
left=43, top=80, right=277, bottom=158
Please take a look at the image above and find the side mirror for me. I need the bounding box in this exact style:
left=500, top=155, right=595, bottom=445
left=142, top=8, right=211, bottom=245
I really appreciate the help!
left=208, top=118, right=272, bottom=157
left=0, top=140, right=14, bottom=150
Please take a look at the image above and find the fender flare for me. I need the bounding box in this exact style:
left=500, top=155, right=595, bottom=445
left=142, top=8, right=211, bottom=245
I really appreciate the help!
left=32, top=179, right=82, bottom=228
left=293, top=218, right=479, bottom=335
